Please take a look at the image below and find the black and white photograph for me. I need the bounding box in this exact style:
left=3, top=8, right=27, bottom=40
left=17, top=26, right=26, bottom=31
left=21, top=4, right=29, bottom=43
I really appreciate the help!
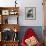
left=25, top=7, right=36, bottom=20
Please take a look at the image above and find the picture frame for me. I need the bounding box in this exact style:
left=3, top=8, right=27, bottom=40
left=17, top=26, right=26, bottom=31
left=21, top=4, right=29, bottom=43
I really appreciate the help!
left=8, top=16, right=18, bottom=24
left=9, top=10, right=18, bottom=15
left=2, top=10, right=9, bottom=15
left=2, top=15, right=18, bottom=24
left=25, top=7, right=36, bottom=20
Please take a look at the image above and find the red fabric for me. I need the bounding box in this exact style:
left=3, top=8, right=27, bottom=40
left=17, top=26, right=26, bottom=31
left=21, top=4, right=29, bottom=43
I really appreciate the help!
left=21, top=28, right=41, bottom=46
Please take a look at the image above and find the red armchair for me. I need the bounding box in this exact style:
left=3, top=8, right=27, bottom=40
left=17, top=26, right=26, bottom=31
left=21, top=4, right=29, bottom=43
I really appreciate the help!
left=21, top=28, right=41, bottom=46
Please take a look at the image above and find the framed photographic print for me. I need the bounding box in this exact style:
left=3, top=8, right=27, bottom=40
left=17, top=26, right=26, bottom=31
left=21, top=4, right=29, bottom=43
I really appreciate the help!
left=2, top=10, right=9, bottom=15
left=8, top=16, right=18, bottom=24
left=25, top=7, right=36, bottom=20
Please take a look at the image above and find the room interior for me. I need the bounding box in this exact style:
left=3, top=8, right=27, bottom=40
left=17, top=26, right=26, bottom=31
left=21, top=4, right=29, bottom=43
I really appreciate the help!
left=0, top=0, right=46, bottom=46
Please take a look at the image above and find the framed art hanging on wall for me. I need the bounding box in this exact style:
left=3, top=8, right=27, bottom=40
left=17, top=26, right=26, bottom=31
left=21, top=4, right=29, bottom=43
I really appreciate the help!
left=25, top=7, right=36, bottom=20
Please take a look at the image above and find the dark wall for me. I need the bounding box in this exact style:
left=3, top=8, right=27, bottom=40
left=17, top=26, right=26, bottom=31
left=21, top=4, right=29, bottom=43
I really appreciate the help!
left=18, top=26, right=44, bottom=43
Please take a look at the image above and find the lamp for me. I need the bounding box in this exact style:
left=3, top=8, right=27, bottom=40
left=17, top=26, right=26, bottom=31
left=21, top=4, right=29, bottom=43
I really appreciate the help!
left=13, top=28, right=19, bottom=41
left=15, top=0, right=17, bottom=7
left=14, top=28, right=17, bottom=32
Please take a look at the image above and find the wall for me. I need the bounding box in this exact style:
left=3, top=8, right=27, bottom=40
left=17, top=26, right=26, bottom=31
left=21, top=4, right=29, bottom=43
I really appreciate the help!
left=18, top=0, right=44, bottom=26
left=0, top=0, right=44, bottom=26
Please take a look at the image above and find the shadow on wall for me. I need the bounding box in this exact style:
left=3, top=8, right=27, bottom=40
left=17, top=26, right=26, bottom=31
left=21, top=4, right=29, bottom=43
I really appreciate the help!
left=18, top=26, right=44, bottom=44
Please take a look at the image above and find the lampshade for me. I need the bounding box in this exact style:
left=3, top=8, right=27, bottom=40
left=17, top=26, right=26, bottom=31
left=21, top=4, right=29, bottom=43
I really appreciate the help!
left=13, top=28, right=17, bottom=32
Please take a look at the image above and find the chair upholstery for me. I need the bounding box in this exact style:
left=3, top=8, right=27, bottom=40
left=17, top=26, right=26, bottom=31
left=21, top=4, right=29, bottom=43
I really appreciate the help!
left=21, top=28, right=41, bottom=46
